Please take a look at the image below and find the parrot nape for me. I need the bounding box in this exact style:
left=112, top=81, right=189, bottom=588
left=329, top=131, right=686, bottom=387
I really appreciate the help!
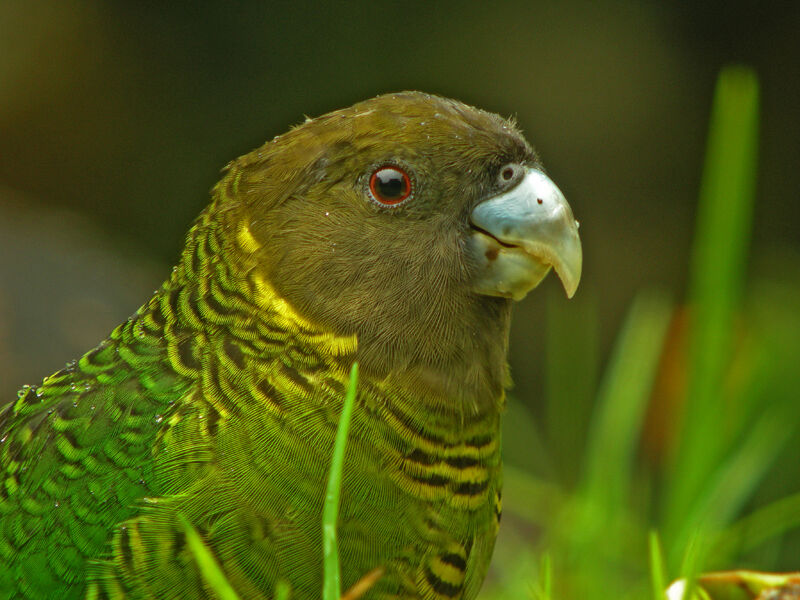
left=0, top=92, right=582, bottom=600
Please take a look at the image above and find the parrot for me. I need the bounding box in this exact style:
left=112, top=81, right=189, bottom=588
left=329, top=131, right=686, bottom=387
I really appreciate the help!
left=0, top=91, right=582, bottom=600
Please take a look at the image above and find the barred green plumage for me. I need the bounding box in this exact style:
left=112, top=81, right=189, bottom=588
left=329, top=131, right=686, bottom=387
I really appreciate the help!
left=0, top=92, right=581, bottom=599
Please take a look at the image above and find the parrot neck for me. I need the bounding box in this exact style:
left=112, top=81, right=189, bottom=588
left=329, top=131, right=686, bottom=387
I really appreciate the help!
left=353, top=297, right=512, bottom=414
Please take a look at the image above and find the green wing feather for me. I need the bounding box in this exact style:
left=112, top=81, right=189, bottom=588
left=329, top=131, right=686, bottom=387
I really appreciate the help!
left=0, top=295, right=189, bottom=599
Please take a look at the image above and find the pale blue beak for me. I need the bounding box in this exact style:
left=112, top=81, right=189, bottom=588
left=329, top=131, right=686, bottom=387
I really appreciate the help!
left=468, top=168, right=582, bottom=300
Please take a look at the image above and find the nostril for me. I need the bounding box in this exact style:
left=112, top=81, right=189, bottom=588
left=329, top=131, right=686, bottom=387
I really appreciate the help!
left=537, top=198, right=543, bottom=205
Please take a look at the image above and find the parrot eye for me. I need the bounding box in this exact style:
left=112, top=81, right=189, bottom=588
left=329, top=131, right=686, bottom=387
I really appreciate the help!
left=498, top=163, right=524, bottom=186
left=368, top=165, right=412, bottom=206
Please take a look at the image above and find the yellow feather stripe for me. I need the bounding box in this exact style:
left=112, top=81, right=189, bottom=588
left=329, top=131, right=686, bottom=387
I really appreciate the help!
left=237, top=221, right=261, bottom=254
left=251, top=273, right=357, bottom=356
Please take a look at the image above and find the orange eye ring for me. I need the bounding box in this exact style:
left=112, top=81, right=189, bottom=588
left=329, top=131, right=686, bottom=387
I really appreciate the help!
left=368, top=165, right=412, bottom=206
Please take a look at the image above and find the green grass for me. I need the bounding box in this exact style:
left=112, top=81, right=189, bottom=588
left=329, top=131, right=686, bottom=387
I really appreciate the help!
left=322, top=362, right=359, bottom=600
left=181, top=513, right=244, bottom=600
left=649, top=532, right=668, bottom=600
left=664, top=64, right=761, bottom=562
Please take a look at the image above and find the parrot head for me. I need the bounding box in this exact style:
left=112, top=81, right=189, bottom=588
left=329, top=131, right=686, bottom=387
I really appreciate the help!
left=214, top=92, right=582, bottom=403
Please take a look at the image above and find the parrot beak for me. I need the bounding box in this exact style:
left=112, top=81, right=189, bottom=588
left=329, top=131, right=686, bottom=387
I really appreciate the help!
left=468, top=167, right=582, bottom=300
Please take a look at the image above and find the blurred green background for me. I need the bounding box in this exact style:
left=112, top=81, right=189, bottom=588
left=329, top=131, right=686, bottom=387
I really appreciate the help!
left=1, top=1, right=799, bottom=598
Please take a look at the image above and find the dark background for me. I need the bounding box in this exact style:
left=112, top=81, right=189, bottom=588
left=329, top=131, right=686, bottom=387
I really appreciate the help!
left=1, top=0, right=798, bottom=428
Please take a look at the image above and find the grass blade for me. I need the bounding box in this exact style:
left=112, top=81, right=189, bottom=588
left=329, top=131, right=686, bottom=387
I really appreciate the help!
left=179, top=514, right=242, bottom=600
left=581, top=290, right=672, bottom=514
left=671, top=406, right=793, bottom=566
left=715, top=491, right=800, bottom=556
left=650, top=531, right=668, bottom=600
left=665, top=65, right=760, bottom=554
left=323, top=362, right=359, bottom=600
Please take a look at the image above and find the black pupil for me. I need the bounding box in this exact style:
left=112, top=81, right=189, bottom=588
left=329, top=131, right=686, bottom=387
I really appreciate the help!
left=375, top=168, right=407, bottom=200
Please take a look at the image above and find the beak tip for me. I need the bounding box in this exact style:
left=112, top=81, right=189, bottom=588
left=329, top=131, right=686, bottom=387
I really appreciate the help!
left=562, top=276, right=580, bottom=299
left=554, top=244, right=582, bottom=300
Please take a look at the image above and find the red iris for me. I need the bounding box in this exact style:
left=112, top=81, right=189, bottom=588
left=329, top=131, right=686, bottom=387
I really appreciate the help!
left=369, top=166, right=412, bottom=205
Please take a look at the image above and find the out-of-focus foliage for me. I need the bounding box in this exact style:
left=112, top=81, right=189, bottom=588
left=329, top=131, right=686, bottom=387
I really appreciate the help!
left=482, top=67, right=800, bottom=599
